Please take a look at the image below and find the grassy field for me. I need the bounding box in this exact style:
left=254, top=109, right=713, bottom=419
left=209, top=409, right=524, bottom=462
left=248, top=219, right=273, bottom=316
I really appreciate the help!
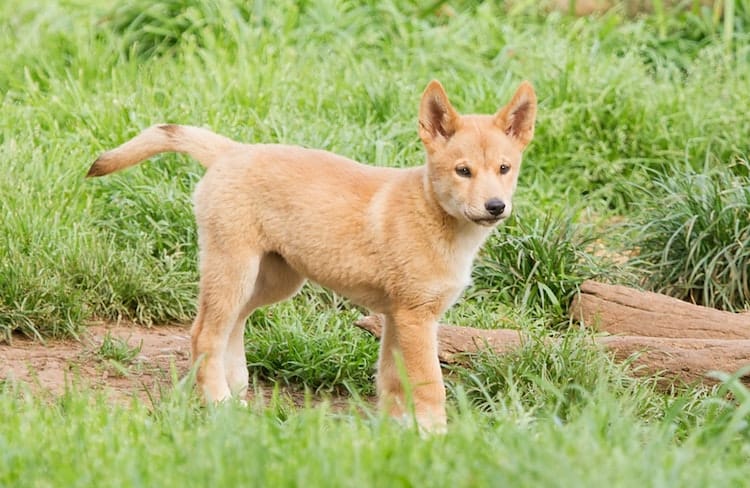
left=1, top=0, right=749, bottom=485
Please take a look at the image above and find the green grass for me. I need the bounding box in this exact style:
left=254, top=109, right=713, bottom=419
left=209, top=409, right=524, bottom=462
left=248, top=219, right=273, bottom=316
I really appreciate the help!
left=1, top=0, right=750, bottom=484
left=97, top=331, right=143, bottom=363
left=244, top=296, right=379, bottom=395
left=628, top=161, right=750, bottom=311
left=95, top=331, right=145, bottom=377
left=470, top=209, right=610, bottom=325
left=1, top=372, right=749, bottom=487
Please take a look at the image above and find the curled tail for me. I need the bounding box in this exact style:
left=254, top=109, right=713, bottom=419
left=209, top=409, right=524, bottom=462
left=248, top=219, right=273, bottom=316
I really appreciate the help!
left=86, top=124, right=237, bottom=177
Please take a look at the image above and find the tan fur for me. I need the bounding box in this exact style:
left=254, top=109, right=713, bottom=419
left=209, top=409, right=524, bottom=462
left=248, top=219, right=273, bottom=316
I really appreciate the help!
left=88, top=80, right=537, bottom=431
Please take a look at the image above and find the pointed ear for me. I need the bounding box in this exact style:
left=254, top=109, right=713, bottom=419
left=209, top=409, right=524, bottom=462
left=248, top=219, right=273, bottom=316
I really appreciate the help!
left=494, top=81, right=537, bottom=151
left=418, top=80, right=461, bottom=150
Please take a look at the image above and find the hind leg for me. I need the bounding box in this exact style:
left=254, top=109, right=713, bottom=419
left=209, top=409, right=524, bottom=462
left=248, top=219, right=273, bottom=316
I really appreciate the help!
left=224, top=252, right=306, bottom=396
left=376, top=314, right=405, bottom=417
left=224, top=315, right=252, bottom=398
left=191, top=248, right=261, bottom=403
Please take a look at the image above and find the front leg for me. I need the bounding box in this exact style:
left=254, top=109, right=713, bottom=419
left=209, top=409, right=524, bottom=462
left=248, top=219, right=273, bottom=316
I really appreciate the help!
left=376, top=310, right=446, bottom=432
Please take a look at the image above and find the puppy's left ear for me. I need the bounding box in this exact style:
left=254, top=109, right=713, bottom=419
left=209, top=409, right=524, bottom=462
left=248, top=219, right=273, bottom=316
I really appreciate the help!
left=494, top=81, right=537, bottom=151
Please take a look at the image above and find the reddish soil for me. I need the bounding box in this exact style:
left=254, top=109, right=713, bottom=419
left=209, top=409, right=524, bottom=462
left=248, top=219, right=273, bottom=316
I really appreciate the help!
left=1, top=323, right=192, bottom=403
left=0, top=323, right=352, bottom=408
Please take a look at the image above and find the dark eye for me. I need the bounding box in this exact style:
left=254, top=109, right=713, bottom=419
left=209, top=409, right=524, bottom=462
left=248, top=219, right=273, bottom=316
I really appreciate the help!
left=500, top=164, right=511, bottom=175
left=455, top=166, right=472, bottom=178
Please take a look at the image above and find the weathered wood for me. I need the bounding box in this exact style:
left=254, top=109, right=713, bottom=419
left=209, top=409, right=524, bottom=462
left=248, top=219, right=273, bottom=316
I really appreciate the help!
left=570, top=280, right=750, bottom=339
left=354, top=314, right=750, bottom=386
left=354, top=315, right=524, bottom=364
left=598, top=335, right=750, bottom=385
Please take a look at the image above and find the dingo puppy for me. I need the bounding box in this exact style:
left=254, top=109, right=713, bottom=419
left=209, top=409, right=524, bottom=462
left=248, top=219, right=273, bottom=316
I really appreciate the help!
left=88, top=80, right=536, bottom=431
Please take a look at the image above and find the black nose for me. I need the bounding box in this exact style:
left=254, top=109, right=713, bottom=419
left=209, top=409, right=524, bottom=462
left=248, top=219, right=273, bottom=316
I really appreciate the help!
left=484, top=199, right=506, bottom=217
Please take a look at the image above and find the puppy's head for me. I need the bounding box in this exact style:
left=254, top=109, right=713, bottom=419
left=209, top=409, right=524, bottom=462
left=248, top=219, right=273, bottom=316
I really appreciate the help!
left=418, top=80, right=536, bottom=226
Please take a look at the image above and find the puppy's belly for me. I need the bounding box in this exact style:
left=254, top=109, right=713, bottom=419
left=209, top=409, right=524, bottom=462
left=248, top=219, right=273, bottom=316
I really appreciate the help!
left=315, top=279, right=392, bottom=313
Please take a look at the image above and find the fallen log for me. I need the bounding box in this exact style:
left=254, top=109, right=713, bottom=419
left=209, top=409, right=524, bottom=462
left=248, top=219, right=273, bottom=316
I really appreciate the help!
left=354, top=315, right=525, bottom=363
left=598, top=335, right=750, bottom=385
left=354, top=315, right=750, bottom=386
left=570, top=280, right=750, bottom=339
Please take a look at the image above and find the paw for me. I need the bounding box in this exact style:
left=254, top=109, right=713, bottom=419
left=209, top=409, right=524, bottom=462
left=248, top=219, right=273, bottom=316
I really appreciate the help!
left=390, top=413, right=447, bottom=435
left=415, top=414, right=447, bottom=435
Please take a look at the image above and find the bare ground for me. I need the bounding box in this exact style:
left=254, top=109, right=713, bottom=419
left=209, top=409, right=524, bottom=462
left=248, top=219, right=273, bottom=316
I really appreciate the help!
left=0, top=323, right=356, bottom=409
left=1, top=323, right=192, bottom=403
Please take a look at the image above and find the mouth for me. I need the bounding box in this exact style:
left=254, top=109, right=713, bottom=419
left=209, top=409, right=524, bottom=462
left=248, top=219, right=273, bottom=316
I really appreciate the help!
left=468, top=216, right=504, bottom=227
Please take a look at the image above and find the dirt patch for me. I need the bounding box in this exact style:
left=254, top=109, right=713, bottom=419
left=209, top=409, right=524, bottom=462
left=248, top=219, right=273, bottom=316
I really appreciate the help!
left=1, top=323, right=191, bottom=403
left=0, top=323, right=355, bottom=409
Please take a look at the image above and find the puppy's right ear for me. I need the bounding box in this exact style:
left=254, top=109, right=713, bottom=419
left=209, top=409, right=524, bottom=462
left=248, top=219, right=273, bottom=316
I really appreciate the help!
left=418, top=80, right=460, bottom=151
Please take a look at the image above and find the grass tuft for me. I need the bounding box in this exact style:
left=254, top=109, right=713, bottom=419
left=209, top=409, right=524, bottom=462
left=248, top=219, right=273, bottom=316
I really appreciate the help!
left=470, top=210, right=612, bottom=325
left=244, top=297, right=379, bottom=395
left=447, top=327, right=640, bottom=421
left=628, top=162, right=750, bottom=311
left=101, top=0, right=251, bottom=59
left=97, top=331, right=143, bottom=364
